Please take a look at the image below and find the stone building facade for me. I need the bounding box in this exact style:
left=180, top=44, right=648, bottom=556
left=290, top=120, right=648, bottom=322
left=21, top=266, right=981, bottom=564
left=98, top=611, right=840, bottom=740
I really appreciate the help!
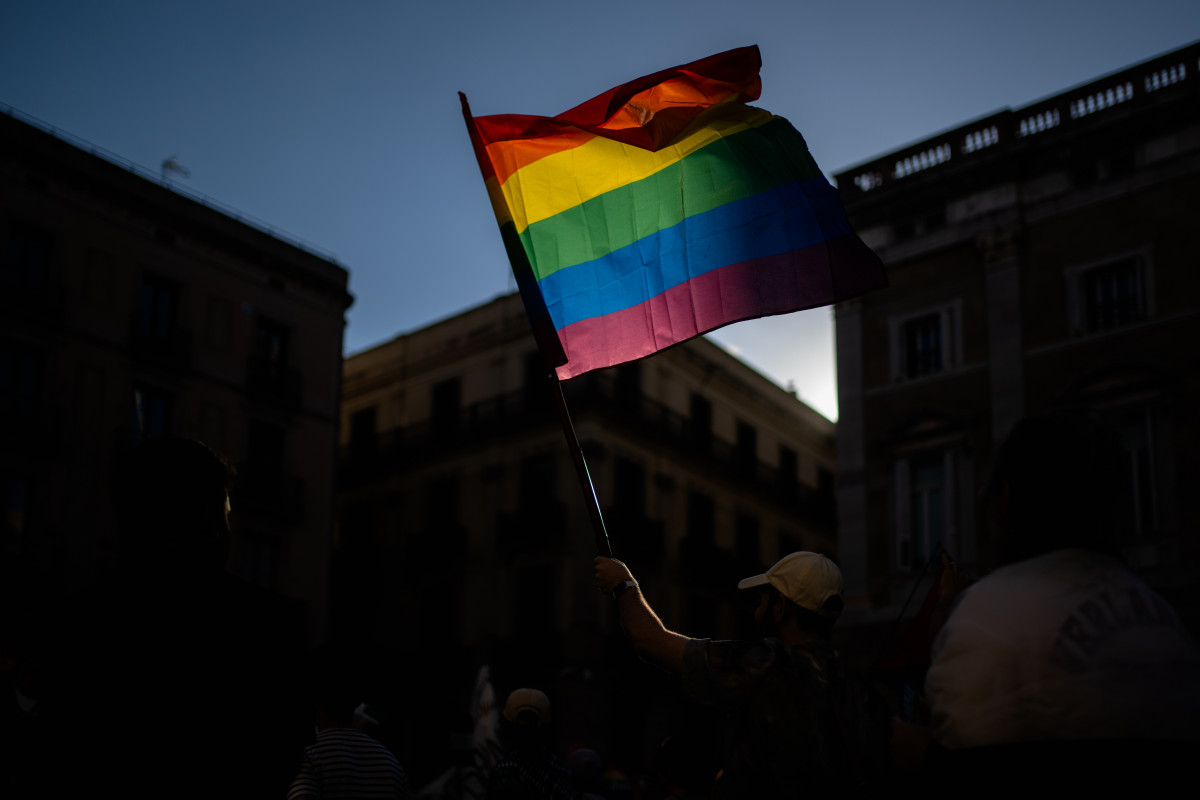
left=1, top=108, right=353, bottom=644
left=832, top=42, right=1200, bottom=634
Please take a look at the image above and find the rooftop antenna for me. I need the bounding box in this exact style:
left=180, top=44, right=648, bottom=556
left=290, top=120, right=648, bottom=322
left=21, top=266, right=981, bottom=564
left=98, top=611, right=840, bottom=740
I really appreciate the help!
left=160, top=155, right=191, bottom=182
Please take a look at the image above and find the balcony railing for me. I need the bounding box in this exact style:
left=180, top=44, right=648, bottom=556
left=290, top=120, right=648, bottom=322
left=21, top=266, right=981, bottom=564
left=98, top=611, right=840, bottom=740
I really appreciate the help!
left=340, top=370, right=834, bottom=518
left=837, top=41, right=1200, bottom=197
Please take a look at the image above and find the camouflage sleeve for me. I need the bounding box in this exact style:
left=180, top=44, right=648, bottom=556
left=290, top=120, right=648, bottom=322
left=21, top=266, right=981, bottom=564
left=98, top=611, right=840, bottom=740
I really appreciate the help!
left=680, top=638, right=782, bottom=707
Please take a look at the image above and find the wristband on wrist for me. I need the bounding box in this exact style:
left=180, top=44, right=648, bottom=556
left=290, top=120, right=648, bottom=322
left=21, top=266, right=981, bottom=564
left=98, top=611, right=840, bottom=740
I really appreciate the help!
left=611, top=579, right=638, bottom=599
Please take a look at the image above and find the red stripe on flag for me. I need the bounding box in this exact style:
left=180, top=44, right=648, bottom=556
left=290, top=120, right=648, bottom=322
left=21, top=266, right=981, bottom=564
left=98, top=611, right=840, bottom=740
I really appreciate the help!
left=471, top=45, right=763, bottom=180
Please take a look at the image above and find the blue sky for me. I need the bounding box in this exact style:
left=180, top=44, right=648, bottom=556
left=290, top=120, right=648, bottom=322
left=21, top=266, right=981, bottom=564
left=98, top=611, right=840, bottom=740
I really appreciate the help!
left=2, top=1, right=1196, bottom=419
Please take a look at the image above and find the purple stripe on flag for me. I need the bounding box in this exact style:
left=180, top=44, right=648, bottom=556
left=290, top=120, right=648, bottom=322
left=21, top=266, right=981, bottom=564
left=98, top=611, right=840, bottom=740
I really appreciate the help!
left=554, top=235, right=879, bottom=379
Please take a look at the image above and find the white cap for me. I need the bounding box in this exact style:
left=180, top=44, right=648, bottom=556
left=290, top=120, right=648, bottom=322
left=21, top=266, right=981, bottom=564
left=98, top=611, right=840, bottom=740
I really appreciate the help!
left=737, top=551, right=844, bottom=618
left=503, top=688, right=550, bottom=728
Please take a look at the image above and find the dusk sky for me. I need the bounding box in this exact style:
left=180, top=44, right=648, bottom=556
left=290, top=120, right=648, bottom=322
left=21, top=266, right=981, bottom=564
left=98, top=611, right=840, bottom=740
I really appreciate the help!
left=2, top=1, right=1196, bottom=420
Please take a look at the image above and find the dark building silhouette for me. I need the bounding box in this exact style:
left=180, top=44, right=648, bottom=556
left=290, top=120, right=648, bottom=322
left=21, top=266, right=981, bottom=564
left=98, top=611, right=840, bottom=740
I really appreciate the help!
left=832, top=42, right=1200, bottom=638
left=0, top=107, right=353, bottom=644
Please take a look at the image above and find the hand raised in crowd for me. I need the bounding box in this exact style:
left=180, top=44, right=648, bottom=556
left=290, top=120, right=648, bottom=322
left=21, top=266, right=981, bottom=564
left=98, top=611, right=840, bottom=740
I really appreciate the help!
left=930, top=551, right=973, bottom=641
left=594, top=557, right=634, bottom=595
left=938, top=552, right=972, bottom=604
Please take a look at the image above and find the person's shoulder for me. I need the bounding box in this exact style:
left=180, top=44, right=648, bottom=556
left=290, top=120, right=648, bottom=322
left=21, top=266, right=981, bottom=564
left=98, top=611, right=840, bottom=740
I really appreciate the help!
left=964, top=548, right=1137, bottom=608
left=949, top=551, right=1068, bottom=609
left=695, top=637, right=814, bottom=687
left=317, top=726, right=395, bottom=749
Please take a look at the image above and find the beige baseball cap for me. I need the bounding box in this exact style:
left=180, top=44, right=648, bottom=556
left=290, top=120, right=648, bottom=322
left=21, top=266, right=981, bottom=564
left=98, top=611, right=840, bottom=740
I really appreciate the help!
left=737, top=551, right=844, bottom=618
left=503, top=688, right=551, bottom=728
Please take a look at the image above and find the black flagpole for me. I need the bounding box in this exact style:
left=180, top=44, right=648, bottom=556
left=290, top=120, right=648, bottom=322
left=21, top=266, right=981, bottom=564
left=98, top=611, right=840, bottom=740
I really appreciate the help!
left=547, top=370, right=612, bottom=558
left=461, top=91, right=612, bottom=558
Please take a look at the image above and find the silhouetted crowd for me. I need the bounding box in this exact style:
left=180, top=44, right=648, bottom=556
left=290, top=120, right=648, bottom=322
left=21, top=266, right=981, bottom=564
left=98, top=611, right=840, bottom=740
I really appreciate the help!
left=4, top=412, right=1200, bottom=798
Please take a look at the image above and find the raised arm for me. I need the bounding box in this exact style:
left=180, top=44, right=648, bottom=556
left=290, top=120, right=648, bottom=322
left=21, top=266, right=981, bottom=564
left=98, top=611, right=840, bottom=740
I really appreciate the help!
left=594, top=557, right=690, bottom=674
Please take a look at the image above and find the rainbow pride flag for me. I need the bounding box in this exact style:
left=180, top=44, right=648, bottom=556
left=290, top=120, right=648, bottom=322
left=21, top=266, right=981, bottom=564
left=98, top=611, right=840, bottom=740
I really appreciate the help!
left=461, top=45, right=886, bottom=380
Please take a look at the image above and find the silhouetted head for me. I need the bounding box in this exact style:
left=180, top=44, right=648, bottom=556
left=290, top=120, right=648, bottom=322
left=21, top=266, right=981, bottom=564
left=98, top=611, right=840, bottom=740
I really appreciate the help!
left=110, top=437, right=235, bottom=576
left=984, top=411, right=1124, bottom=564
left=499, top=687, right=553, bottom=749
left=738, top=552, right=844, bottom=639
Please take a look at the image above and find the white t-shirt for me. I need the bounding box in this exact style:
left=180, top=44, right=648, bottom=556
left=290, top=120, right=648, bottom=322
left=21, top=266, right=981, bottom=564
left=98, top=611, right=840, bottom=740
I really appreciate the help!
left=926, top=548, right=1200, bottom=748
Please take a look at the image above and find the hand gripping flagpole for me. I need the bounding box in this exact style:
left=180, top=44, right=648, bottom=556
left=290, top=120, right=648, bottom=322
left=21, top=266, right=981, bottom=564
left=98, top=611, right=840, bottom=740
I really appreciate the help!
left=461, top=92, right=613, bottom=558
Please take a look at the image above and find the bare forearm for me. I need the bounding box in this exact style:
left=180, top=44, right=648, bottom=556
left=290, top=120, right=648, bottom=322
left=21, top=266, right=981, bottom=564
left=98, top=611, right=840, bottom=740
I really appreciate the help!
left=616, top=585, right=689, bottom=674
left=594, top=556, right=690, bottom=674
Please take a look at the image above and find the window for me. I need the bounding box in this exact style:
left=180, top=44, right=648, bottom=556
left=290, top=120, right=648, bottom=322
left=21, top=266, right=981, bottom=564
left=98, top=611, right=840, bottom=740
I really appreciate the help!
left=247, top=317, right=297, bottom=402
left=687, top=491, right=715, bottom=546
left=134, top=384, right=173, bottom=437
left=253, top=317, right=291, bottom=366
left=1066, top=252, right=1151, bottom=336
left=1083, top=258, right=1144, bottom=332
left=735, top=512, right=760, bottom=574
left=690, top=394, right=713, bottom=453
left=431, top=378, right=461, bottom=437
left=904, top=314, right=943, bottom=378
left=349, top=406, right=378, bottom=464
left=894, top=451, right=958, bottom=571
left=818, top=467, right=834, bottom=497
left=136, top=275, right=179, bottom=345
left=889, top=301, right=961, bottom=382
left=682, top=491, right=718, bottom=569
left=735, top=420, right=757, bottom=470
left=614, top=362, right=641, bottom=409
left=906, top=457, right=944, bottom=569
left=1111, top=408, right=1158, bottom=541
left=612, top=456, right=646, bottom=516
left=499, top=453, right=559, bottom=553
left=777, top=446, right=798, bottom=491
left=131, top=274, right=191, bottom=365
left=523, top=352, right=551, bottom=411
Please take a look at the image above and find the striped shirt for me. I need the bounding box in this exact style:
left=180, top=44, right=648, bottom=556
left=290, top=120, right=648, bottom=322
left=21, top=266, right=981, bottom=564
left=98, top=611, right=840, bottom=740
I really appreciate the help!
left=288, top=727, right=411, bottom=800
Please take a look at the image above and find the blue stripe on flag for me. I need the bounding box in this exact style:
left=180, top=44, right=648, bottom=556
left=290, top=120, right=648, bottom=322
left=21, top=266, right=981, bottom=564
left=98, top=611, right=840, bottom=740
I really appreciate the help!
left=538, top=177, right=852, bottom=331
